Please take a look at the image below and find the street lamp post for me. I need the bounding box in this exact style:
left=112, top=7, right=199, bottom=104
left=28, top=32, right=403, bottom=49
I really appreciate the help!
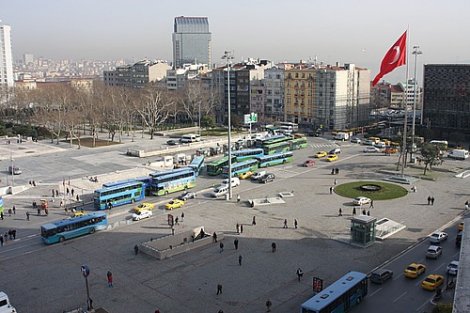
left=222, top=51, right=234, bottom=200
left=410, top=46, right=422, bottom=163
left=10, top=153, right=14, bottom=188
left=81, top=265, right=92, bottom=310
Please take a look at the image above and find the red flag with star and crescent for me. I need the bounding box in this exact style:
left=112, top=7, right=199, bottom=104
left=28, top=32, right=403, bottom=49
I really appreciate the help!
left=372, top=31, right=407, bottom=86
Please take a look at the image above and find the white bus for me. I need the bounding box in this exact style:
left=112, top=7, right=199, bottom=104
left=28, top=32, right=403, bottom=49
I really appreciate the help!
left=180, top=134, right=201, bottom=143
left=276, top=122, right=298, bottom=132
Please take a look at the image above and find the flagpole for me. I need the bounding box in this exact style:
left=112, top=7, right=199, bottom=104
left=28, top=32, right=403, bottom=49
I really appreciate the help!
left=400, top=27, right=410, bottom=176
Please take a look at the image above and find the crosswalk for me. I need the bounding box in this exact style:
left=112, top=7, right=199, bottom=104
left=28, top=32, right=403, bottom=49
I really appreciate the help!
left=309, top=143, right=337, bottom=149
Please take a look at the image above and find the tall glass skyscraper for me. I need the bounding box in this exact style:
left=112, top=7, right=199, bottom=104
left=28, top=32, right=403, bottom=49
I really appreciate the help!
left=0, top=23, right=14, bottom=88
left=172, top=16, right=211, bottom=69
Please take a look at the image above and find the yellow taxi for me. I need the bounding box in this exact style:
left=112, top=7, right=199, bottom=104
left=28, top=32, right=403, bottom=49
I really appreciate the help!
left=314, top=151, right=328, bottom=158
left=134, top=202, right=155, bottom=214
left=421, top=274, right=444, bottom=291
left=239, top=171, right=254, bottom=180
left=458, top=222, right=464, bottom=231
left=326, top=154, right=338, bottom=162
left=165, top=199, right=185, bottom=210
left=404, top=263, right=426, bottom=278
left=72, top=211, right=85, bottom=218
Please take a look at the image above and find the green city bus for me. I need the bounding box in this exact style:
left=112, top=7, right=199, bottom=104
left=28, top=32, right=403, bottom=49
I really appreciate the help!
left=263, top=141, right=291, bottom=155
left=290, top=137, right=308, bottom=150
left=206, top=156, right=237, bottom=176
left=256, top=151, right=293, bottom=168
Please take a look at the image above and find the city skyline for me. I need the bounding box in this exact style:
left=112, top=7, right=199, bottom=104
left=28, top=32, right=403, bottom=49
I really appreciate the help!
left=2, top=0, right=470, bottom=83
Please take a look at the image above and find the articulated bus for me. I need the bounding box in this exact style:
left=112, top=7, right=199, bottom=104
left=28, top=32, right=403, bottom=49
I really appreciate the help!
left=290, top=137, right=308, bottom=150
left=41, top=212, right=108, bottom=244
left=222, top=159, right=259, bottom=177
left=189, top=155, right=205, bottom=176
left=94, top=181, right=145, bottom=210
left=230, top=148, right=264, bottom=161
left=300, top=271, right=368, bottom=313
left=151, top=167, right=196, bottom=196
left=257, top=151, right=293, bottom=168
left=206, top=156, right=237, bottom=176
left=263, top=141, right=291, bottom=155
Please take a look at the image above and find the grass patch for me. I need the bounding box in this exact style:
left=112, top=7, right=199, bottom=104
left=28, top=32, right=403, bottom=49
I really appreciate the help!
left=61, top=137, right=121, bottom=148
left=334, top=181, right=408, bottom=201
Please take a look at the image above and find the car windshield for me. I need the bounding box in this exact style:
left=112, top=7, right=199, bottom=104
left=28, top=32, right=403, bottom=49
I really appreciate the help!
left=406, top=266, right=416, bottom=271
left=424, top=277, right=436, bottom=283
left=431, top=234, right=439, bottom=238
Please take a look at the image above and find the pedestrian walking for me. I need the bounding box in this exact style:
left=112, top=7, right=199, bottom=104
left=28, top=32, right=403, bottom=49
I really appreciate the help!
left=271, top=242, right=277, bottom=253
left=26, top=211, right=30, bottom=221
left=338, top=208, right=342, bottom=216
left=213, top=232, right=218, bottom=243
left=236, top=223, right=240, bottom=234
left=431, top=197, right=435, bottom=205
left=237, top=194, right=241, bottom=203
left=12, top=229, right=16, bottom=240
left=52, top=189, right=55, bottom=197
left=283, top=219, right=288, bottom=229
left=219, top=242, right=224, bottom=253
left=362, top=209, right=366, bottom=215
left=76, top=194, right=80, bottom=202
left=427, top=196, right=431, bottom=205
left=134, top=244, right=139, bottom=255
left=60, top=200, right=64, bottom=207
left=367, top=210, right=370, bottom=216
left=238, top=254, right=242, bottom=266
left=329, top=186, right=333, bottom=194
left=175, top=217, right=179, bottom=225
left=335, top=168, right=339, bottom=174
left=171, top=227, right=175, bottom=235
left=107, top=271, right=113, bottom=287
left=12, top=206, right=16, bottom=215
left=234, top=238, right=239, bottom=250
left=369, top=200, right=374, bottom=208
left=294, top=219, right=298, bottom=229
left=0, top=235, right=3, bottom=246
left=331, top=168, right=335, bottom=175
left=353, top=207, right=356, bottom=215
left=465, top=201, right=469, bottom=210
left=240, top=224, right=244, bottom=233
left=0, top=212, right=3, bottom=220
left=181, top=212, right=184, bottom=222
left=8, top=209, right=11, bottom=216
left=216, top=283, right=223, bottom=295
left=32, top=180, right=36, bottom=187
left=296, top=268, right=304, bottom=281
left=252, top=216, right=256, bottom=226
left=71, top=189, right=75, bottom=196
left=3, top=232, right=8, bottom=242
left=66, top=187, right=70, bottom=196
left=334, top=179, right=337, bottom=185
left=266, top=299, right=272, bottom=312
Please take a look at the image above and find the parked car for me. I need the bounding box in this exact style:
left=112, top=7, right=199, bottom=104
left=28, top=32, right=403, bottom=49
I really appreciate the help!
left=363, top=139, right=375, bottom=146
left=222, top=177, right=240, bottom=187
left=426, top=245, right=443, bottom=259
left=178, top=191, right=196, bottom=201
left=351, top=137, right=361, bottom=144
left=421, top=274, right=444, bottom=291
left=132, top=210, right=153, bottom=221
left=251, top=171, right=267, bottom=181
left=329, top=147, right=341, bottom=154
left=353, top=196, right=371, bottom=205
left=166, top=139, right=178, bottom=146
left=374, top=142, right=387, bottom=149
left=165, top=199, right=185, bottom=210
left=211, top=184, right=229, bottom=198
left=363, top=147, right=380, bottom=153
left=134, top=202, right=155, bottom=213
left=303, top=159, right=315, bottom=167
left=404, top=263, right=426, bottom=279
left=429, top=231, right=448, bottom=244
left=370, top=269, right=394, bottom=284
left=8, top=166, right=22, bottom=175
left=326, top=154, right=338, bottom=162
left=447, top=260, right=459, bottom=276
left=259, top=173, right=275, bottom=184
left=314, top=151, right=328, bottom=158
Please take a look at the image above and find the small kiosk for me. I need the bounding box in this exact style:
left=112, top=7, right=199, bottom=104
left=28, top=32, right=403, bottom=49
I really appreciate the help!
left=350, top=215, right=377, bottom=247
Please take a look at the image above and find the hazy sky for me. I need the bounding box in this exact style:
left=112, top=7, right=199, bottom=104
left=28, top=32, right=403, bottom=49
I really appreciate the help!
left=2, top=0, right=470, bottom=83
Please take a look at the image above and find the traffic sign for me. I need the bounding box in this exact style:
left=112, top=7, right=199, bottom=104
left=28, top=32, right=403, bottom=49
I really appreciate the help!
left=244, top=113, right=258, bottom=124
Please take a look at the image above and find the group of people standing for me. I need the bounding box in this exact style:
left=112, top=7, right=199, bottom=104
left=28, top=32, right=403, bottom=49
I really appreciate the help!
left=0, top=229, right=17, bottom=246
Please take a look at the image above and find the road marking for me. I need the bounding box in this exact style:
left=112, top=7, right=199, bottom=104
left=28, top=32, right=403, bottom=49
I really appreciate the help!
left=369, top=287, right=383, bottom=297
left=416, top=298, right=431, bottom=312
left=393, top=291, right=407, bottom=303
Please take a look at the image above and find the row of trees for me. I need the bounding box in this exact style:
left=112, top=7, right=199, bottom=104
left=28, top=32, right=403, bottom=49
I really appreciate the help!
left=3, top=81, right=220, bottom=148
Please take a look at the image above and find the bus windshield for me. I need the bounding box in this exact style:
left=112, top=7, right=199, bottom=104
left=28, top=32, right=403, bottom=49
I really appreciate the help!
left=41, top=212, right=108, bottom=244
left=301, top=271, right=368, bottom=313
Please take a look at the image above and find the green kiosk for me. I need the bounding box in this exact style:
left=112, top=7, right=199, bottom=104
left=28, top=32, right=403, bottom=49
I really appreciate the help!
left=350, top=215, right=376, bottom=247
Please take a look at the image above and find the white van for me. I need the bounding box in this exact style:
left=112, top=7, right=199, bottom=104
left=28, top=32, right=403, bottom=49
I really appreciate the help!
left=222, top=177, right=240, bottom=187
left=0, top=292, right=16, bottom=313
left=448, top=149, right=469, bottom=160
left=180, top=134, right=201, bottom=143
left=211, top=184, right=229, bottom=198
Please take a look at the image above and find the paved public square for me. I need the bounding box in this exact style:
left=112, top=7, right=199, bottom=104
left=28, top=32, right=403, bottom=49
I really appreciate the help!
left=0, top=133, right=468, bottom=313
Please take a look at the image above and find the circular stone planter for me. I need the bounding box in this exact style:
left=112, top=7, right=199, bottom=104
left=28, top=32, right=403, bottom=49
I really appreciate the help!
left=334, top=181, right=408, bottom=201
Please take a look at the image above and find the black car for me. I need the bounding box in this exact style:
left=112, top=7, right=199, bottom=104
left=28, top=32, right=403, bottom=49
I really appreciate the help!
left=370, top=269, right=393, bottom=284
left=167, top=139, right=178, bottom=146
left=259, top=173, right=275, bottom=184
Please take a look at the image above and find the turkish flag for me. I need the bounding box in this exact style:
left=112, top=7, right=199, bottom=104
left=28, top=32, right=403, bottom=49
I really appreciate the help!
left=372, top=31, right=407, bottom=86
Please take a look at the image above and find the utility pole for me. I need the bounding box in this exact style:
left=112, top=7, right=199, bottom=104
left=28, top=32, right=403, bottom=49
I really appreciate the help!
left=222, top=51, right=234, bottom=200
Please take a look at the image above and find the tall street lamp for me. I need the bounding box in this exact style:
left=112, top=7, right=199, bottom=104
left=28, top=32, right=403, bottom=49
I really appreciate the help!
left=222, top=51, right=234, bottom=200
left=81, top=265, right=93, bottom=310
left=410, top=46, right=422, bottom=162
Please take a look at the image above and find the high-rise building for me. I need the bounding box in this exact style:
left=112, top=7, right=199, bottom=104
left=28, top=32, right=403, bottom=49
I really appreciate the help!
left=0, top=23, right=14, bottom=89
left=172, top=16, right=211, bottom=69
left=423, top=64, right=470, bottom=137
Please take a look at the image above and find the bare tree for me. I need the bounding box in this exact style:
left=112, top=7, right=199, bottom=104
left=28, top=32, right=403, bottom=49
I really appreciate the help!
left=135, top=85, right=172, bottom=139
